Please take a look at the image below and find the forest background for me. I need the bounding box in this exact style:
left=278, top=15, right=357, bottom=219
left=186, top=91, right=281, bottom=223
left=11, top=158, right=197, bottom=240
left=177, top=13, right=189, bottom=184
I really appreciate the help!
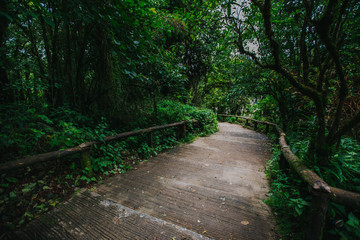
left=0, top=0, right=359, bottom=239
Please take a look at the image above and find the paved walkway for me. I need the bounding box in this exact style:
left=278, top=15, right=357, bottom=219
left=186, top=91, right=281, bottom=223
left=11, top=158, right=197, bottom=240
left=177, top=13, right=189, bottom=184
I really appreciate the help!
left=7, top=122, right=277, bottom=239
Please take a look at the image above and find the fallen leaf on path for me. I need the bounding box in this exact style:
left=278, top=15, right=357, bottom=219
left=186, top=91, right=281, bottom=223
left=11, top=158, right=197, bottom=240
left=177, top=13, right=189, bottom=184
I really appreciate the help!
left=241, top=220, right=249, bottom=225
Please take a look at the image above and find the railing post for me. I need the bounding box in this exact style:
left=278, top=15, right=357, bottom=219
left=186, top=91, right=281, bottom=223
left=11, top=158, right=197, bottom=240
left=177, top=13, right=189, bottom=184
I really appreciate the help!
left=148, top=132, right=154, bottom=148
left=177, top=123, right=186, bottom=139
left=80, top=149, right=93, bottom=177
left=306, top=192, right=329, bottom=240
left=246, top=119, right=249, bottom=126
left=279, top=152, right=289, bottom=170
left=254, top=122, right=258, bottom=130
left=265, top=124, right=269, bottom=133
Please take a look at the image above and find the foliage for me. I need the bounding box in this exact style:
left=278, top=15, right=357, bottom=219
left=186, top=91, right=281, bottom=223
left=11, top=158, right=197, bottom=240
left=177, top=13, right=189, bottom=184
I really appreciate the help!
left=222, top=115, right=360, bottom=239
left=156, top=100, right=218, bottom=136
left=323, top=138, right=360, bottom=193
left=1, top=0, right=359, bottom=238
left=224, top=0, right=360, bottom=167
left=0, top=0, right=227, bottom=123
left=1, top=0, right=224, bottom=231
left=264, top=147, right=310, bottom=240
left=0, top=99, right=217, bottom=232
left=216, top=2, right=360, bottom=237
left=0, top=103, right=93, bottom=162
left=272, top=123, right=360, bottom=240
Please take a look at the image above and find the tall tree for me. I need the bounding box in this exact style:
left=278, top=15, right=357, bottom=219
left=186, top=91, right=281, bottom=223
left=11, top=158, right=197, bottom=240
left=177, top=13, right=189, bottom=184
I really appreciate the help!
left=225, top=0, right=360, bottom=166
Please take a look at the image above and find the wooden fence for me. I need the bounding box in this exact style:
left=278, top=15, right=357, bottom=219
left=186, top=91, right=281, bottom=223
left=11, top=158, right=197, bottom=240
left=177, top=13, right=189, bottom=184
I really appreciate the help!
left=0, top=120, right=197, bottom=173
left=218, top=114, right=360, bottom=240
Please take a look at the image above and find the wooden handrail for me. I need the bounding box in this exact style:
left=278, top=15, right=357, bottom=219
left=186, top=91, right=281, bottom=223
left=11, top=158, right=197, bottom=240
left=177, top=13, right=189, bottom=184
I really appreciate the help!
left=0, top=120, right=198, bottom=172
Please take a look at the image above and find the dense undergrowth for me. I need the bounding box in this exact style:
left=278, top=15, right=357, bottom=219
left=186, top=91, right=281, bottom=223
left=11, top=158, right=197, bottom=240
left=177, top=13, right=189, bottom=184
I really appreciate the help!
left=222, top=116, right=360, bottom=240
left=0, top=100, right=218, bottom=233
left=282, top=131, right=360, bottom=240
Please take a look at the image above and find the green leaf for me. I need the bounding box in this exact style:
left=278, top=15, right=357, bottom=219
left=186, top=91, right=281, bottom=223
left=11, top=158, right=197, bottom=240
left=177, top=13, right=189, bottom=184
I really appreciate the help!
left=44, top=17, right=55, bottom=27
left=0, top=12, right=13, bottom=22
left=79, top=176, right=88, bottom=181
left=22, top=188, right=32, bottom=193
left=22, top=182, right=37, bottom=192
left=149, top=8, right=157, bottom=14
left=6, top=177, right=18, bottom=183
left=28, top=11, right=40, bottom=19
left=38, top=115, right=53, bottom=124
left=295, top=206, right=303, bottom=216
left=347, top=212, right=360, bottom=228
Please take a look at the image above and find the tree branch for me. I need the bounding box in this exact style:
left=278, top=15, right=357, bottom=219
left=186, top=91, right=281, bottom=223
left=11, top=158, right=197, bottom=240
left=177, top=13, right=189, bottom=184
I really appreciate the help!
left=250, top=0, right=321, bottom=102
left=256, top=0, right=281, bottom=67
left=300, top=17, right=310, bottom=85
left=314, top=0, right=348, bottom=141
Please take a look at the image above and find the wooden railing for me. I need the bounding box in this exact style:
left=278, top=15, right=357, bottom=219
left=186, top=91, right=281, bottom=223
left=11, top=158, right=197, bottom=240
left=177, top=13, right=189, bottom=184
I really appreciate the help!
left=0, top=120, right=197, bottom=173
left=218, top=114, right=360, bottom=240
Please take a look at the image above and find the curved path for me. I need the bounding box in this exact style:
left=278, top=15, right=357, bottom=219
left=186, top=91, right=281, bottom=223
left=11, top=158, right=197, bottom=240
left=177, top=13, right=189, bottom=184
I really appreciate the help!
left=8, top=122, right=277, bottom=239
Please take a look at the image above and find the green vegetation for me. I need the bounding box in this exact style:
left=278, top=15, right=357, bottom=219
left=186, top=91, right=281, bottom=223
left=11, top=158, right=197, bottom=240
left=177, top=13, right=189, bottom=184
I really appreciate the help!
left=264, top=129, right=360, bottom=240
left=0, top=0, right=359, bottom=239
left=264, top=146, right=309, bottom=240
left=0, top=100, right=217, bottom=231
left=217, top=1, right=360, bottom=238
left=0, top=0, right=222, bottom=233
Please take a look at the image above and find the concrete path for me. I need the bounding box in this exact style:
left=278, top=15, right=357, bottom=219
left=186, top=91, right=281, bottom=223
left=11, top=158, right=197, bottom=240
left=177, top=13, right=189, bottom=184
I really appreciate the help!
left=7, top=122, right=277, bottom=240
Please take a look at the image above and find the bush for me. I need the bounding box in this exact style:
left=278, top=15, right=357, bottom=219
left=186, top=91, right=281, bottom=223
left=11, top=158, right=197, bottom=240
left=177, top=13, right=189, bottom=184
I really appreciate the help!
left=0, top=104, right=94, bottom=163
left=264, top=146, right=309, bottom=240
left=266, top=127, right=360, bottom=240
left=0, top=100, right=218, bottom=232
left=156, top=100, right=218, bottom=136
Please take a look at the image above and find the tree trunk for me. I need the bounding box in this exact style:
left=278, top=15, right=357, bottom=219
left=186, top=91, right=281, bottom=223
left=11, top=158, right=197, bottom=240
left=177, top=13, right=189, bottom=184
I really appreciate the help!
left=278, top=97, right=288, bottom=131
left=0, top=0, right=13, bottom=103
